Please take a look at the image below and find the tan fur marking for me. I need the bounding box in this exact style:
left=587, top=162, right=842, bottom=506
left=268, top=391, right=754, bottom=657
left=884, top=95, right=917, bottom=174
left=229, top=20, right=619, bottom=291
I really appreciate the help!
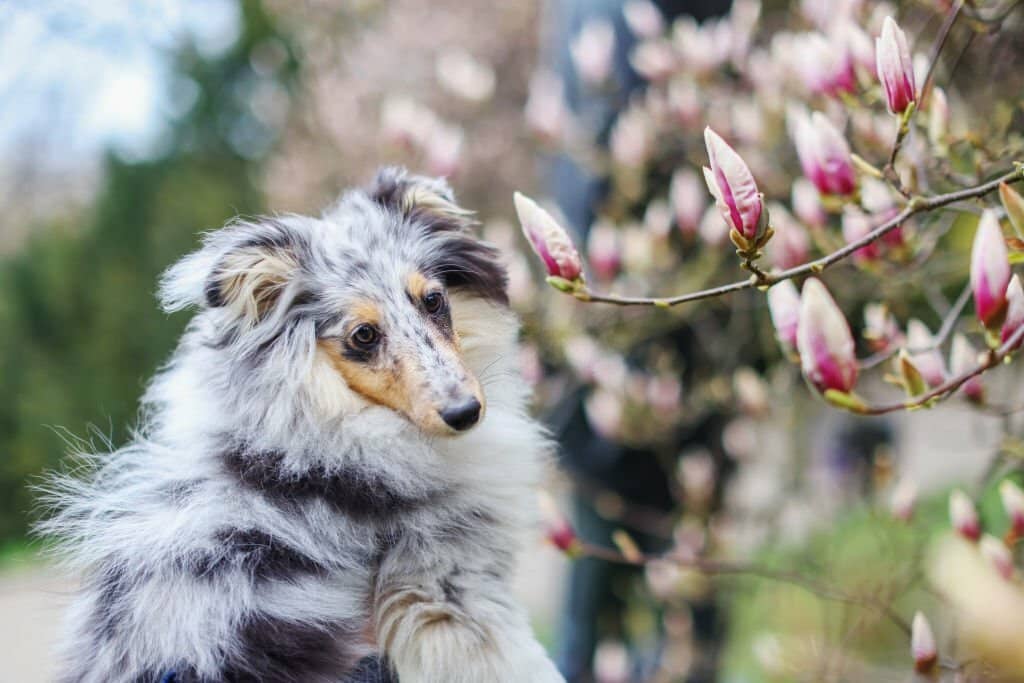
left=319, top=341, right=411, bottom=417
left=406, top=271, right=431, bottom=300
left=348, top=300, right=381, bottom=327
left=217, top=247, right=297, bottom=322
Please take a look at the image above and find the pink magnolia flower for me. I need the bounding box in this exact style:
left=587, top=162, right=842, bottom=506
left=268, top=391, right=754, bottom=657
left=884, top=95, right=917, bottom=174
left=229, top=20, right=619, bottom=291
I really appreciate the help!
left=702, top=126, right=765, bottom=243
left=791, top=110, right=857, bottom=196
left=768, top=280, right=801, bottom=355
left=587, top=221, right=621, bottom=282
left=670, top=167, right=707, bottom=236
left=980, top=534, right=1015, bottom=581
left=911, top=612, right=937, bottom=674
left=792, top=178, right=826, bottom=229
left=842, top=207, right=880, bottom=264
left=999, top=480, right=1024, bottom=537
left=797, top=278, right=859, bottom=394
left=513, top=192, right=583, bottom=282
left=875, top=17, right=917, bottom=115
left=950, top=333, right=984, bottom=403
left=525, top=71, right=567, bottom=144
left=971, top=209, right=1011, bottom=330
left=623, top=0, right=665, bottom=39
left=791, top=32, right=856, bottom=98
left=571, top=18, right=616, bottom=86
left=767, top=203, right=809, bottom=270
left=863, top=303, right=904, bottom=352
left=949, top=489, right=981, bottom=541
left=906, top=319, right=945, bottom=388
left=1001, top=274, right=1024, bottom=349
left=610, top=106, right=653, bottom=167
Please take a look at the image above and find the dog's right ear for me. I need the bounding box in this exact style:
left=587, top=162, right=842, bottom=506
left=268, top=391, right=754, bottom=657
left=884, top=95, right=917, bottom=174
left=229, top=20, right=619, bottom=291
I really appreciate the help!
left=160, top=219, right=302, bottom=325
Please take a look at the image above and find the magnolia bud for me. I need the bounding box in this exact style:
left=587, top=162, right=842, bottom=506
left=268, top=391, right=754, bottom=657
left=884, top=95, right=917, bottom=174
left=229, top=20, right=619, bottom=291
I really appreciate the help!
left=538, top=491, right=580, bottom=555
left=1000, top=182, right=1024, bottom=238
left=875, top=17, right=917, bottom=115
left=791, top=110, right=857, bottom=197
left=797, top=278, right=859, bottom=394
left=703, top=127, right=766, bottom=248
left=513, top=192, right=584, bottom=283
left=950, top=489, right=981, bottom=541
left=980, top=534, right=1015, bottom=581
left=792, top=178, right=826, bottom=229
left=906, top=319, right=946, bottom=388
left=863, top=303, right=904, bottom=352
left=571, top=19, right=616, bottom=86
left=1002, top=274, right=1024, bottom=350
left=842, top=207, right=880, bottom=264
left=767, top=279, right=801, bottom=356
left=911, top=612, right=938, bottom=674
left=767, top=203, right=810, bottom=270
left=1000, top=479, right=1024, bottom=537
left=587, top=221, right=621, bottom=282
left=950, top=333, right=984, bottom=403
left=971, top=209, right=1011, bottom=331
left=891, top=479, right=917, bottom=522
left=623, top=0, right=665, bottom=39
left=671, top=167, right=707, bottom=237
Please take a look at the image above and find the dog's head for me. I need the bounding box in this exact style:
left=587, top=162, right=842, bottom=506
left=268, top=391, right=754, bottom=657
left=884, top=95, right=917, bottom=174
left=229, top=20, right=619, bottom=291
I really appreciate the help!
left=160, top=167, right=507, bottom=437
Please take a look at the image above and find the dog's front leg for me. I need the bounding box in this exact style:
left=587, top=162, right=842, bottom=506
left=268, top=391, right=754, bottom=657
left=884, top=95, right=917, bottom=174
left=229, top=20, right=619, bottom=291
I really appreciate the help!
left=375, top=568, right=564, bottom=683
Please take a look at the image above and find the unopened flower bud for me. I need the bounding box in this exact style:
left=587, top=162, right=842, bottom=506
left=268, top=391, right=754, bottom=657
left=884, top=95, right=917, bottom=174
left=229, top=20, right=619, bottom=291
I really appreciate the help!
left=587, top=221, right=621, bottom=282
left=571, top=19, right=616, bottom=86
left=950, top=489, right=981, bottom=541
left=791, top=178, right=826, bottom=229
left=1000, top=479, right=1024, bottom=537
left=703, top=127, right=767, bottom=250
left=906, top=319, right=946, bottom=388
left=980, top=534, right=1015, bottom=580
left=513, top=192, right=584, bottom=283
left=875, top=17, right=917, bottom=115
left=842, top=207, right=880, bottom=264
left=1002, top=274, right=1024, bottom=350
left=792, top=110, right=857, bottom=197
left=797, top=278, right=859, bottom=394
left=891, top=479, right=917, bottom=522
left=911, top=612, right=938, bottom=674
left=767, top=203, right=809, bottom=270
left=767, top=279, right=801, bottom=356
left=1000, top=182, right=1024, bottom=238
left=971, top=210, right=1011, bottom=331
left=950, top=333, right=984, bottom=403
left=538, top=491, right=580, bottom=555
left=863, top=303, right=904, bottom=352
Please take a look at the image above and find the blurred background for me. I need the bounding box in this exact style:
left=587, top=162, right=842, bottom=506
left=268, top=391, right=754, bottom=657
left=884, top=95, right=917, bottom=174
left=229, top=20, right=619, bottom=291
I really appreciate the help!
left=2, top=1, right=1023, bottom=681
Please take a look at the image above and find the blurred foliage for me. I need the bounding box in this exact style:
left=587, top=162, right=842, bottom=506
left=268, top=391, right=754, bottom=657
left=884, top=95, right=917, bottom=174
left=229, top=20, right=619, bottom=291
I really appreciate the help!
left=0, top=0, right=298, bottom=542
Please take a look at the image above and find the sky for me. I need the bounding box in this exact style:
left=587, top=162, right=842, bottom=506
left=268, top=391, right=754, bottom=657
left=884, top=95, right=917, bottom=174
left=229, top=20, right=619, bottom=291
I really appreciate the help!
left=0, top=0, right=241, bottom=168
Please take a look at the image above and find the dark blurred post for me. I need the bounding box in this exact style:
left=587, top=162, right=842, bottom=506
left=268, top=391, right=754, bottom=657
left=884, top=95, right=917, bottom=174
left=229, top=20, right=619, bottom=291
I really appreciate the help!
left=540, top=1, right=732, bottom=682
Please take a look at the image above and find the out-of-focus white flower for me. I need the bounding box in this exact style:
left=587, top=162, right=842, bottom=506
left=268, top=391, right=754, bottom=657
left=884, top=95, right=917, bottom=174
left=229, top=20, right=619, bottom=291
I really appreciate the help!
left=1001, top=275, right=1024, bottom=349
left=571, top=18, right=616, bottom=86
left=950, top=489, right=981, bottom=541
left=875, top=17, right=917, bottom=115
left=643, top=199, right=673, bottom=239
left=610, top=106, right=653, bottom=167
left=1000, top=480, right=1024, bottom=537
left=766, top=202, right=809, bottom=270
left=863, top=302, right=904, bottom=352
left=424, top=122, right=464, bottom=177
left=587, top=221, right=621, bottom=282
left=537, top=491, right=580, bottom=555
left=435, top=48, right=496, bottom=103
left=698, top=205, right=729, bottom=247
left=891, top=479, right=917, bottom=521
left=789, top=31, right=855, bottom=97
left=525, top=70, right=567, bottom=143
left=791, top=178, right=826, bottom=229
left=797, top=278, right=859, bottom=394
left=911, top=612, right=938, bottom=674
left=623, top=0, right=665, bottom=39
left=667, top=77, right=701, bottom=128
left=585, top=388, right=624, bottom=440
left=733, top=367, right=770, bottom=417
left=950, top=333, right=984, bottom=403
left=841, top=207, right=879, bottom=264
left=630, top=39, right=677, bottom=82
left=564, top=336, right=601, bottom=382
left=670, top=167, right=706, bottom=236
left=647, top=374, right=682, bottom=416
left=971, top=210, right=1011, bottom=330
left=673, top=16, right=732, bottom=74
left=906, top=319, right=946, bottom=388
left=980, top=534, right=1015, bottom=581
left=768, top=279, right=801, bottom=355
left=380, top=95, right=438, bottom=148
left=929, top=87, right=950, bottom=152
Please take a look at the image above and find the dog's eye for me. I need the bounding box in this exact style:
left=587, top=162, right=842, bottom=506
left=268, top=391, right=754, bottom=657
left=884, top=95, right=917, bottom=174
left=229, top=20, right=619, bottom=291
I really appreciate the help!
left=350, top=324, right=381, bottom=349
left=423, top=292, right=445, bottom=314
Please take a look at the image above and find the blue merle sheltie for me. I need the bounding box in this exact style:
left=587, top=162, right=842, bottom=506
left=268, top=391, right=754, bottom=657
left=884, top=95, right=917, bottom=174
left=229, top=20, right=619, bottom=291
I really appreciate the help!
left=38, top=168, right=565, bottom=683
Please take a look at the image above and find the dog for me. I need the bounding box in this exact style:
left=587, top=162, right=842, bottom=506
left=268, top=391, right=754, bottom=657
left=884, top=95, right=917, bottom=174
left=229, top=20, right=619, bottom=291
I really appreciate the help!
left=38, top=168, right=565, bottom=683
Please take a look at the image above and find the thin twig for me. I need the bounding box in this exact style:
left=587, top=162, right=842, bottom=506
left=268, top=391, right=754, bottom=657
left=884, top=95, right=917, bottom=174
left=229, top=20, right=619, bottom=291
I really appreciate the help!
left=572, top=167, right=1024, bottom=308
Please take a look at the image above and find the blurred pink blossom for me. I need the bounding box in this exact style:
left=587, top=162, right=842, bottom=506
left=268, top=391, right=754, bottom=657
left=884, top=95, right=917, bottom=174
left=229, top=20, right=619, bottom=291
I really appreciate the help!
left=623, top=0, right=665, bottom=39
left=1000, top=480, right=1024, bottom=537
left=1001, top=274, right=1024, bottom=349
left=970, top=209, right=1011, bottom=330
left=791, top=109, right=857, bottom=196
left=766, top=202, right=809, bottom=270
left=980, top=535, right=1015, bottom=581
left=863, top=303, right=904, bottom=352
left=587, top=221, right=621, bottom=281
left=791, top=178, right=827, bottom=228
left=841, top=207, right=879, bottom=264
left=950, top=489, right=981, bottom=542
left=525, top=70, right=567, bottom=144
left=571, top=18, right=616, bottom=86
left=670, top=167, right=707, bottom=236
left=906, top=319, right=945, bottom=388
left=950, top=333, right=984, bottom=402
left=911, top=612, right=938, bottom=674
left=797, top=278, right=859, bottom=394
left=767, top=279, right=801, bottom=355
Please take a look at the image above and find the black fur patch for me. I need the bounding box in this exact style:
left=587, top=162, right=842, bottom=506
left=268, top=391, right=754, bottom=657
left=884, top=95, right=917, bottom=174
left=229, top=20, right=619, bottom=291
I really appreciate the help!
left=90, top=562, right=133, bottom=642
left=222, top=447, right=443, bottom=519
left=188, top=528, right=329, bottom=582
left=424, top=235, right=508, bottom=305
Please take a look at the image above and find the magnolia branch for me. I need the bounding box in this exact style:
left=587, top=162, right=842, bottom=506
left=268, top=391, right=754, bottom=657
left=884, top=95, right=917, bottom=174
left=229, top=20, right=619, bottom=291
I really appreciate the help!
left=572, top=166, right=1024, bottom=308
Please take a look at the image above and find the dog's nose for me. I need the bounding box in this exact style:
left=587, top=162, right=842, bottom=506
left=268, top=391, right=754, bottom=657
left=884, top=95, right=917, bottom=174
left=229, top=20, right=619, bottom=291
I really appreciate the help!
left=440, top=398, right=482, bottom=431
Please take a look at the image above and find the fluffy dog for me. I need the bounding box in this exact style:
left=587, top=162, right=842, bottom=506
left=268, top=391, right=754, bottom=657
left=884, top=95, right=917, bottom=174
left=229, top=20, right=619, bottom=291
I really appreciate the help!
left=38, top=168, right=565, bottom=683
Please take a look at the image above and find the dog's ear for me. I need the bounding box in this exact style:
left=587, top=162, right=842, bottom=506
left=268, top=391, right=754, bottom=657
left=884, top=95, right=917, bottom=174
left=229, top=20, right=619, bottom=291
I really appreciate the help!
left=368, top=166, right=475, bottom=231
left=160, top=219, right=302, bottom=324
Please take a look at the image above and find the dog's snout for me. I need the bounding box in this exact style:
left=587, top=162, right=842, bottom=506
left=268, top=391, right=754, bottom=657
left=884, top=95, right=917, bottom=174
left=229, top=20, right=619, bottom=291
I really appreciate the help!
left=440, top=397, right=482, bottom=432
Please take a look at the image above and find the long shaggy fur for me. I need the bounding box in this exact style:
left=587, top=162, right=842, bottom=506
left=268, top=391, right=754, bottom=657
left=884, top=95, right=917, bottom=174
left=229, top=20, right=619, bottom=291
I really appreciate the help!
left=37, top=168, right=564, bottom=683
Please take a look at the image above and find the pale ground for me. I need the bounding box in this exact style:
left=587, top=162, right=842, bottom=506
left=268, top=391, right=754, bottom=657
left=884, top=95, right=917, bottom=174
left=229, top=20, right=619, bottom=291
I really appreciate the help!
left=0, top=400, right=1004, bottom=682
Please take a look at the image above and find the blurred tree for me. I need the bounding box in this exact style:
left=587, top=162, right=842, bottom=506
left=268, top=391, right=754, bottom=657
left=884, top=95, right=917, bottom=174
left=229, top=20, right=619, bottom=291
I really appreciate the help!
left=0, top=0, right=298, bottom=543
